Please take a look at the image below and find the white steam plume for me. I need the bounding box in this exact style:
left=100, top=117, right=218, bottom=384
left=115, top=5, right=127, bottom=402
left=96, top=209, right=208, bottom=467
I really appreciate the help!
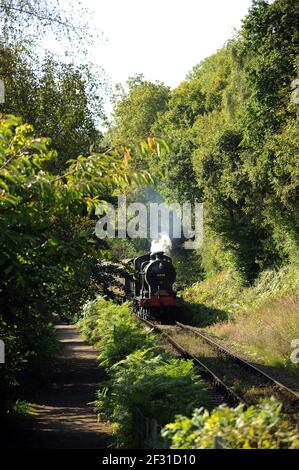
left=150, top=234, right=172, bottom=255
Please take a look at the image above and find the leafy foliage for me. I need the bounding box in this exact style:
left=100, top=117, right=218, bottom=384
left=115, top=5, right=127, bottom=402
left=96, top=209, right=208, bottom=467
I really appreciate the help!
left=79, top=296, right=207, bottom=448
left=79, top=297, right=156, bottom=366
left=162, top=398, right=299, bottom=449
left=182, top=265, right=299, bottom=320
left=0, top=115, right=153, bottom=408
left=0, top=42, right=105, bottom=170
left=109, top=75, right=170, bottom=145
left=97, top=349, right=206, bottom=448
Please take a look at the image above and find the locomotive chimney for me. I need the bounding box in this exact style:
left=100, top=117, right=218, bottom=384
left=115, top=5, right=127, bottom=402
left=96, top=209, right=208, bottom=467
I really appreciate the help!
left=155, top=251, right=164, bottom=260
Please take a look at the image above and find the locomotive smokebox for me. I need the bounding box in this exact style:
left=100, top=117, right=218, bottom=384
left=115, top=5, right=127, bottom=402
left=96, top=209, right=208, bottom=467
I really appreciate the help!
left=145, top=251, right=176, bottom=294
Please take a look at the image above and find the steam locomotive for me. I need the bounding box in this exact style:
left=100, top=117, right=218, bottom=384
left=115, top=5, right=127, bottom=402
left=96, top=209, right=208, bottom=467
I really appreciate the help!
left=124, top=251, right=177, bottom=322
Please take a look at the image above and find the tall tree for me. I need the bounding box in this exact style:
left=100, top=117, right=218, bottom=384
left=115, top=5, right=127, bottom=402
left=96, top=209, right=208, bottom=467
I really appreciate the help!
left=0, top=43, right=105, bottom=170
left=0, top=0, right=96, bottom=44
left=109, top=75, right=170, bottom=147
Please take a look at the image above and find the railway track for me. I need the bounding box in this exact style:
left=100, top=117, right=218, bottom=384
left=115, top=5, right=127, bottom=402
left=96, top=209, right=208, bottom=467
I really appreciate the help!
left=139, top=317, right=299, bottom=412
left=139, top=317, right=244, bottom=409
left=176, top=322, right=299, bottom=407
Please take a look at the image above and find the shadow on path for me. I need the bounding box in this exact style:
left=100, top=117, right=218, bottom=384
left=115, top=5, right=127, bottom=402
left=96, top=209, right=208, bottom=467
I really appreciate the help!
left=6, top=324, right=111, bottom=449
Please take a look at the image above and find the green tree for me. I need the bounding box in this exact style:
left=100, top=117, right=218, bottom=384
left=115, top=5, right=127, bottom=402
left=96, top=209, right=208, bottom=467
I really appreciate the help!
left=152, top=78, right=206, bottom=203
left=0, top=114, right=153, bottom=407
left=238, top=0, right=299, bottom=266
left=0, top=43, right=105, bottom=170
left=109, top=75, right=170, bottom=149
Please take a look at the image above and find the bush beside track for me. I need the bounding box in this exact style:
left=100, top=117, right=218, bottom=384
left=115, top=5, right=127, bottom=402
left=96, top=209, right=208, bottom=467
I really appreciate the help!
left=163, top=398, right=299, bottom=449
left=78, top=297, right=207, bottom=448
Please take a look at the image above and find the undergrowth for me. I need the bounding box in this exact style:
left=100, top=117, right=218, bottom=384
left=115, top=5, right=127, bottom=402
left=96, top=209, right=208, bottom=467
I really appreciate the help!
left=180, top=265, right=299, bottom=370
left=78, top=297, right=207, bottom=448
left=163, top=398, right=299, bottom=449
left=79, top=296, right=298, bottom=449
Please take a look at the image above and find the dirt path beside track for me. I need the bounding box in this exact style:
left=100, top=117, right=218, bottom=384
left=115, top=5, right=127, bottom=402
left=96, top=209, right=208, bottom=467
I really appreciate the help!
left=6, top=323, right=111, bottom=449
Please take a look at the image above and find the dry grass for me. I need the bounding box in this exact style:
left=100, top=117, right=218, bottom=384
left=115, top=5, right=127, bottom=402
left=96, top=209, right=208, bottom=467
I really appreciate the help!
left=165, top=330, right=279, bottom=405
left=210, top=296, right=299, bottom=370
left=181, top=265, right=299, bottom=373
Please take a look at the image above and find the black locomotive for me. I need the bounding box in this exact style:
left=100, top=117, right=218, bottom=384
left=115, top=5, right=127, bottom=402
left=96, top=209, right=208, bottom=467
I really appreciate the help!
left=124, top=251, right=177, bottom=321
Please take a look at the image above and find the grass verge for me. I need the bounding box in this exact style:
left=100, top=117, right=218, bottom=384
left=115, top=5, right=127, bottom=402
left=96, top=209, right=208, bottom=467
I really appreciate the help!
left=180, top=265, right=299, bottom=372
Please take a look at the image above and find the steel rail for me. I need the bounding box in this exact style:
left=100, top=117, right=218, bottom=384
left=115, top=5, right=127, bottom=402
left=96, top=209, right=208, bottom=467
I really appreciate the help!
left=139, top=317, right=246, bottom=406
left=176, top=321, right=299, bottom=404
